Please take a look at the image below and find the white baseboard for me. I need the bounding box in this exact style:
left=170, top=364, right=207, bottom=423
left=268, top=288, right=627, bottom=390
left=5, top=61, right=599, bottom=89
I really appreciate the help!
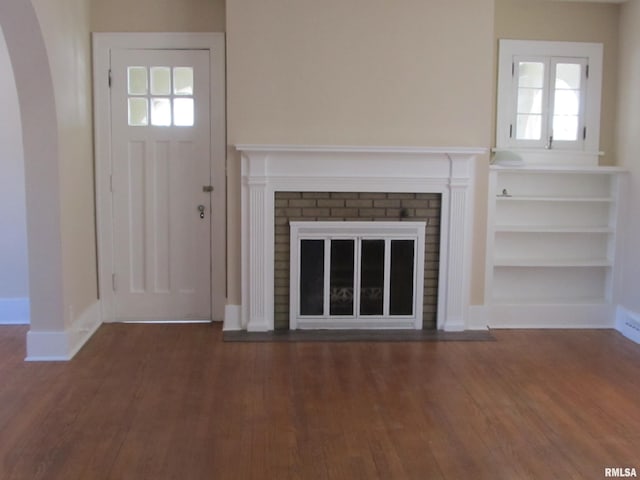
left=247, top=318, right=271, bottom=332
left=615, top=306, right=640, bottom=344
left=223, top=304, right=242, bottom=331
left=442, top=316, right=466, bottom=332
left=468, top=303, right=615, bottom=329
left=26, top=300, right=102, bottom=361
left=225, top=303, right=619, bottom=332
left=467, top=305, right=489, bottom=330
left=0, top=297, right=30, bottom=324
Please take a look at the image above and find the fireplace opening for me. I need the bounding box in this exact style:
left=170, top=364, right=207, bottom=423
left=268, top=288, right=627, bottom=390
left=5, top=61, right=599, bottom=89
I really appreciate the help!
left=274, top=191, right=442, bottom=330
left=290, top=221, right=427, bottom=329
left=297, top=233, right=422, bottom=323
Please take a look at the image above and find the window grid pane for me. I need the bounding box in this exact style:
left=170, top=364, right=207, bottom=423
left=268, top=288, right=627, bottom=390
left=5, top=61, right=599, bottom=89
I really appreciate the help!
left=128, top=98, right=148, bottom=126
left=515, top=61, right=546, bottom=141
left=555, top=63, right=581, bottom=90
left=151, top=98, right=172, bottom=126
left=173, top=98, right=194, bottom=127
left=516, top=114, right=542, bottom=140
left=128, top=67, right=148, bottom=95
left=553, top=115, right=579, bottom=141
left=517, top=87, right=543, bottom=115
left=150, top=67, right=171, bottom=95
left=174, top=67, right=194, bottom=95
left=518, top=62, right=545, bottom=88
left=552, top=63, right=582, bottom=141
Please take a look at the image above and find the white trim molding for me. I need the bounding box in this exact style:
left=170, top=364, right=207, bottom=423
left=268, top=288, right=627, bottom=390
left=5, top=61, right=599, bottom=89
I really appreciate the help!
left=0, top=297, right=30, bottom=325
left=237, top=145, right=485, bottom=332
left=468, top=303, right=614, bottom=330
left=616, top=306, right=640, bottom=344
left=26, top=300, right=102, bottom=361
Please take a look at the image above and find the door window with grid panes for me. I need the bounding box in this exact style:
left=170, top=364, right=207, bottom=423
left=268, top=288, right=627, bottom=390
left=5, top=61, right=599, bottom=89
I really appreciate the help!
left=127, top=66, right=195, bottom=127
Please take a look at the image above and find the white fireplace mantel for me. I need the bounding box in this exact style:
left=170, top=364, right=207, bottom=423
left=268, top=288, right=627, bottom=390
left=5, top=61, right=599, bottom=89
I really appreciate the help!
left=229, top=145, right=486, bottom=332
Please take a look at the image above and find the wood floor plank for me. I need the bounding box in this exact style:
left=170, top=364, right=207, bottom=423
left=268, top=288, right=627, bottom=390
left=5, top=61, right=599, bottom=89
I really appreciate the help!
left=0, top=324, right=639, bottom=479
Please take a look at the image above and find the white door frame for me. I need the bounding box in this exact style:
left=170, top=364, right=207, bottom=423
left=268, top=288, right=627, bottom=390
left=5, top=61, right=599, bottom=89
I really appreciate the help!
left=93, top=32, right=226, bottom=323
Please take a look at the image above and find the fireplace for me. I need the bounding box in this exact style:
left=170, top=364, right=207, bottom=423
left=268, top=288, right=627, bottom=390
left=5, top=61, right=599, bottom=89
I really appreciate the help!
left=230, top=145, right=484, bottom=332
left=290, top=221, right=426, bottom=329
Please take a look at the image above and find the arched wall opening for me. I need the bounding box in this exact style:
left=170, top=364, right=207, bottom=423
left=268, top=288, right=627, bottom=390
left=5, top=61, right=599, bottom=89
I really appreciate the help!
left=0, top=0, right=66, bottom=353
left=0, top=26, right=29, bottom=325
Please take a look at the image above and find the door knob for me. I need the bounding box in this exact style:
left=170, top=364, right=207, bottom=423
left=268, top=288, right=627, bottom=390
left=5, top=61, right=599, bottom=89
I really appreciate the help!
left=198, top=205, right=205, bottom=219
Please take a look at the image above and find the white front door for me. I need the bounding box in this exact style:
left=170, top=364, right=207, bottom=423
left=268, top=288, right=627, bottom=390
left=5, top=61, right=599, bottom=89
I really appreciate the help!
left=109, top=49, right=212, bottom=321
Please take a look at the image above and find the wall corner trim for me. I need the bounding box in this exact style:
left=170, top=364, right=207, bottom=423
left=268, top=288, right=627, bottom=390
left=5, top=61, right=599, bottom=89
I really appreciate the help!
left=615, top=305, right=640, bottom=344
left=25, top=300, right=102, bottom=361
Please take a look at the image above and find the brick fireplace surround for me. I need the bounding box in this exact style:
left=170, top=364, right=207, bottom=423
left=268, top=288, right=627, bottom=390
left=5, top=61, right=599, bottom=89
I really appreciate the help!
left=226, top=145, right=485, bottom=332
left=274, top=191, right=442, bottom=330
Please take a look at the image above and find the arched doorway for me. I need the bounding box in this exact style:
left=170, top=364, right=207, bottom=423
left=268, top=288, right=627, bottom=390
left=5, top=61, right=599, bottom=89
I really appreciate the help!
left=0, top=26, right=29, bottom=325
left=0, top=0, right=66, bottom=357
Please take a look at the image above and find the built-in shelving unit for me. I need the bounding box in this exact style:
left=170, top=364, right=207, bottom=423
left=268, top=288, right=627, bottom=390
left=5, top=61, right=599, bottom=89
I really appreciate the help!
left=481, top=165, right=627, bottom=328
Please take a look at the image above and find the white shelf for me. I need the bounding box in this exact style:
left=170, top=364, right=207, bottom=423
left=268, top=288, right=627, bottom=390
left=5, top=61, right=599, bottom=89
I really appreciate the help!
left=494, top=225, right=613, bottom=234
left=494, top=258, right=611, bottom=267
left=496, top=196, right=613, bottom=203
left=491, top=296, right=608, bottom=306
left=490, top=164, right=625, bottom=174
left=485, top=166, right=625, bottom=319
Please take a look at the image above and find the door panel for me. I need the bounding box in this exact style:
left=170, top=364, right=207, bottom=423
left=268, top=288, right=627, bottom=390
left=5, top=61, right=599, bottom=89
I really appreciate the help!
left=110, top=49, right=211, bottom=321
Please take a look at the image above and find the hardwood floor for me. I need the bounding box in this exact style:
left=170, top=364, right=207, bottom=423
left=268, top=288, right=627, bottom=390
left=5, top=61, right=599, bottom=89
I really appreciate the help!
left=0, top=324, right=639, bottom=479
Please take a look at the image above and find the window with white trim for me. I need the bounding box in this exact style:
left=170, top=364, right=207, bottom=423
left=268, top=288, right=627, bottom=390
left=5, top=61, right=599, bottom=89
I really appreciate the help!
left=496, top=40, right=603, bottom=155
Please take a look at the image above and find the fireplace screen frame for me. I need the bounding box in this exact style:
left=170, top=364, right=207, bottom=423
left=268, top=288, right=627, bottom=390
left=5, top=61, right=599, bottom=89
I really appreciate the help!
left=290, top=221, right=426, bottom=329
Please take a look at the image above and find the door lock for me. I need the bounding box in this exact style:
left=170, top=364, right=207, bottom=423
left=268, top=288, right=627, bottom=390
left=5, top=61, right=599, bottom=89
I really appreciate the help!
left=198, top=205, right=205, bottom=219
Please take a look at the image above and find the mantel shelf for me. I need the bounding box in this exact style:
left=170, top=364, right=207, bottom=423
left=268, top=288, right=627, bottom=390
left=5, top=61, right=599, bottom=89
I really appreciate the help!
left=236, top=144, right=488, bottom=156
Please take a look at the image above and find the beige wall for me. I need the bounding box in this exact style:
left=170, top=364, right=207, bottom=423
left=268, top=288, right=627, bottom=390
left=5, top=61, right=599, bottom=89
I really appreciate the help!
left=228, top=0, right=493, bottom=147
left=226, top=0, right=496, bottom=304
left=0, top=28, right=29, bottom=300
left=33, top=0, right=98, bottom=325
left=495, top=0, right=620, bottom=165
left=91, top=0, right=225, bottom=32
left=616, top=0, right=640, bottom=313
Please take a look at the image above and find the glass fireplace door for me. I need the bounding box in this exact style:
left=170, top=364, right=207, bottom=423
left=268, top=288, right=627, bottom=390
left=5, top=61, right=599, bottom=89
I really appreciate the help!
left=291, top=221, right=426, bottom=329
left=298, top=237, right=417, bottom=319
